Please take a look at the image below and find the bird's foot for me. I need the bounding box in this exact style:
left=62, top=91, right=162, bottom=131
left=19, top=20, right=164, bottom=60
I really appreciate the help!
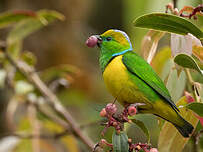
left=100, top=103, right=140, bottom=136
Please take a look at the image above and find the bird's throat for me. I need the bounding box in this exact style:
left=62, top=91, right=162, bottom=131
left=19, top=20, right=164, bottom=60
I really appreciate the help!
left=99, top=48, right=132, bottom=73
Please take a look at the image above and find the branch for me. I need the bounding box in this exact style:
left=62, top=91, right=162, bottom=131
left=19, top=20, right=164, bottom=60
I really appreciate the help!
left=3, top=131, right=70, bottom=139
left=28, top=103, right=40, bottom=152
left=4, top=51, right=95, bottom=150
left=185, top=69, right=201, bottom=102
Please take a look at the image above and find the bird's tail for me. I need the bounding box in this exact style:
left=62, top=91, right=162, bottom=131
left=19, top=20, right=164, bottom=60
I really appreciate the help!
left=173, top=115, right=194, bottom=138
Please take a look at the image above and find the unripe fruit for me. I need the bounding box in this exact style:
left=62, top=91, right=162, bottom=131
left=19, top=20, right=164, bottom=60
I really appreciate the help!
left=128, top=106, right=137, bottom=116
left=150, top=148, right=158, bottom=152
left=128, top=120, right=132, bottom=123
left=128, top=138, right=132, bottom=143
left=113, top=122, right=117, bottom=126
left=100, top=108, right=107, bottom=117
left=105, top=103, right=117, bottom=115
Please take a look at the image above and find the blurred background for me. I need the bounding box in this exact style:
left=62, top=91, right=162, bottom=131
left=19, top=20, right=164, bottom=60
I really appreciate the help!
left=0, top=0, right=202, bottom=151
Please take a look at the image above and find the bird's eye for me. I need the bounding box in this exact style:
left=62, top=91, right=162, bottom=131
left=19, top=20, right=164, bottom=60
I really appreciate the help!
left=106, top=37, right=112, bottom=41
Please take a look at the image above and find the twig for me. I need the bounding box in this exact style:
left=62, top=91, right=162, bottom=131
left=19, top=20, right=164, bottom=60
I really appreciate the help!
left=28, top=103, right=40, bottom=152
left=185, top=69, right=201, bottom=102
left=4, top=52, right=95, bottom=150
left=185, top=68, right=194, bottom=84
left=192, top=129, right=203, bottom=152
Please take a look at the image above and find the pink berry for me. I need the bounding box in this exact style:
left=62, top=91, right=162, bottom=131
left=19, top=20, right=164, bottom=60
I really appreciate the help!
left=128, top=106, right=137, bottom=116
left=150, top=148, right=158, bottom=152
left=105, top=103, right=117, bottom=115
left=86, top=35, right=98, bottom=48
left=100, top=108, right=107, bottom=117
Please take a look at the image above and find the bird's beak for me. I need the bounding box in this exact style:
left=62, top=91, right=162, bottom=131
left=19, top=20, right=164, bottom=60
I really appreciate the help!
left=95, top=35, right=102, bottom=47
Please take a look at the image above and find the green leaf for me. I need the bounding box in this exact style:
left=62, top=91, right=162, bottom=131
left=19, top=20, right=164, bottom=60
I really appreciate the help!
left=21, top=51, right=37, bottom=66
left=174, top=53, right=203, bottom=75
left=6, top=40, right=22, bottom=59
left=0, top=10, right=36, bottom=29
left=7, top=10, right=65, bottom=45
left=133, top=13, right=203, bottom=39
left=112, top=131, right=129, bottom=152
left=166, top=69, right=186, bottom=102
left=40, top=64, right=78, bottom=83
left=131, top=119, right=150, bottom=143
left=186, top=102, right=203, bottom=117
left=158, top=96, right=199, bottom=152
left=151, top=47, right=172, bottom=76
left=160, top=59, right=174, bottom=81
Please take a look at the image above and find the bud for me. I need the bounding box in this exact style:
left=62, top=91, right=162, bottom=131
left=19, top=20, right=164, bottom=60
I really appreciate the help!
left=128, top=138, right=132, bottom=143
left=113, top=122, right=117, bottom=126
left=136, top=145, right=141, bottom=150
left=128, top=106, right=137, bottom=116
left=100, top=108, right=107, bottom=117
left=128, top=119, right=132, bottom=123
left=105, top=103, right=117, bottom=115
left=150, top=148, right=158, bottom=152
left=117, top=130, right=121, bottom=134
left=99, top=139, right=107, bottom=148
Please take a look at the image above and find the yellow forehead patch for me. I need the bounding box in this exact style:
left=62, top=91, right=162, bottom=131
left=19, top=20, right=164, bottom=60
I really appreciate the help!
left=101, top=29, right=130, bottom=47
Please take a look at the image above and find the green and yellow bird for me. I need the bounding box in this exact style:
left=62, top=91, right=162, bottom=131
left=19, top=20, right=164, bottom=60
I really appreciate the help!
left=86, top=29, right=193, bottom=137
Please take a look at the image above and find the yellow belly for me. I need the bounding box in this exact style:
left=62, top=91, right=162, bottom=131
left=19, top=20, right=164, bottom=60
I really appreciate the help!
left=103, top=55, right=150, bottom=106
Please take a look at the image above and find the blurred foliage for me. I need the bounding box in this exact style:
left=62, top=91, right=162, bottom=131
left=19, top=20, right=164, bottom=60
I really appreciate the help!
left=0, top=0, right=202, bottom=152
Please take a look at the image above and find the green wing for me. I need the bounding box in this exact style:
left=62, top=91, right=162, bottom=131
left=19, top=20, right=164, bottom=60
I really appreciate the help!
left=122, top=51, right=179, bottom=112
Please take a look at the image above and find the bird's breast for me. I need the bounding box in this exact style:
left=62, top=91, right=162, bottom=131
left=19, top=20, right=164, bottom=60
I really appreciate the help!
left=103, top=55, right=146, bottom=105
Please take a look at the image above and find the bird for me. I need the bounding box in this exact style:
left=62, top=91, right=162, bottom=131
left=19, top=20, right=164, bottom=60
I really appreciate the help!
left=86, top=29, right=194, bottom=137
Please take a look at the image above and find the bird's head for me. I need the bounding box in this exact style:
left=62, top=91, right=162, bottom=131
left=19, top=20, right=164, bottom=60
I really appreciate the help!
left=86, top=29, right=132, bottom=56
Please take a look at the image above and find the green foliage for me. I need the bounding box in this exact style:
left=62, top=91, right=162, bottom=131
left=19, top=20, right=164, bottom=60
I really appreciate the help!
left=40, top=64, right=78, bottom=83
left=7, top=10, right=65, bottom=45
left=133, top=13, right=203, bottom=39
left=174, top=53, right=203, bottom=75
left=112, top=131, right=129, bottom=152
left=21, top=51, right=37, bottom=66
left=186, top=102, right=203, bottom=117
left=166, top=70, right=186, bottom=102
left=6, top=10, right=64, bottom=59
left=131, top=119, right=150, bottom=143
left=151, top=47, right=171, bottom=76
left=0, top=1, right=202, bottom=151
left=0, top=10, right=36, bottom=29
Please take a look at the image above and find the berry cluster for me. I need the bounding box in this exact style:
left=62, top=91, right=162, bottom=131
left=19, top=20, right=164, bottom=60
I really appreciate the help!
left=93, top=103, right=159, bottom=152
left=100, top=103, right=137, bottom=135
left=95, top=138, right=158, bottom=152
